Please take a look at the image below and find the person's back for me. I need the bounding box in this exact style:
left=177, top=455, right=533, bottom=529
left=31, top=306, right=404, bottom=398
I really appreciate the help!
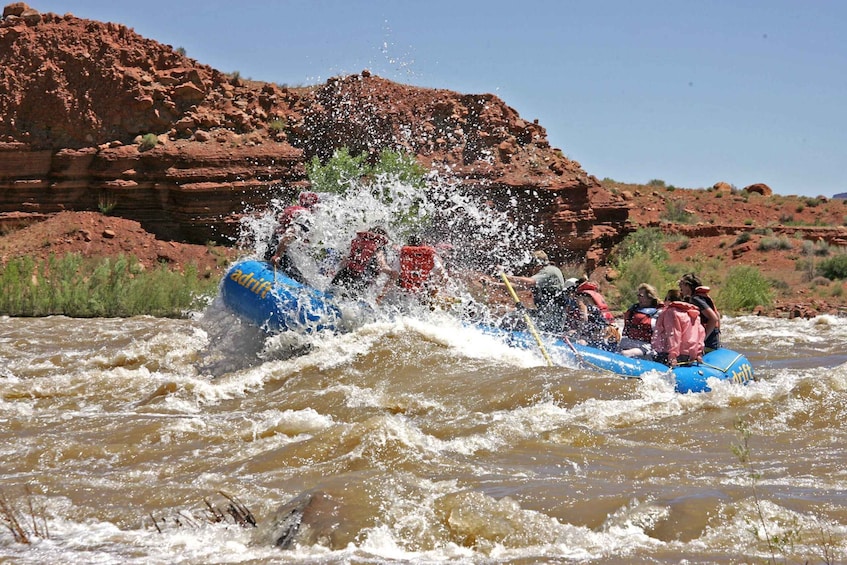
left=397, top=235, right=439, bottom=293
left=575, top=281, right=615, bottom=323
left=331, top=227, right=391, bottom=294
left=652, top=290, right=705, bottom=366
left=527, top=253, right=565, bottom=332
left=679, top=273, right=721, bottom=351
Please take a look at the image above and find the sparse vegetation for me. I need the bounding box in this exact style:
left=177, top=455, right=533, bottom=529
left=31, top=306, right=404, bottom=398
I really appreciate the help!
left=817, top=253, right=847, bottom=280
left=139, top=133, right=159, bottom=151
left=734, top=232, right=752, bottom=245
left=0, top=253, right=218, bottom=317
left=660, top=199, right=694, bottom=223
left=98, top=191, right=118, bottom=215
left=732, top=416, right=840, bottom=564
left=267, top=118, right=286, bottom=134
left=718, top=265, right=774, bottom=312
left=757, top=236, right=793, bottom=251
left=0, top=487, right=49, bottom=544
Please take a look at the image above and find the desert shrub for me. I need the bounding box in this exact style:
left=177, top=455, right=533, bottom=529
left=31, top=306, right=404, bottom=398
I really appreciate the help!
left=98, top=192, right=117, bottom=214
left=757, top=236, right=793, bottom=251
left=647, top=179, right=666, bottom=187
left=734, top=232, right=751, bottom=245
left=661, top=199, right=694, bottom=223
left=611, top=251, right=673, bottom=310
left=139, top=133, right=158, bottom=151
left=612, top=228, right=668, bottom=264
left=0, top=253, right=217, bottom=317
left=609, top=228, right=675, bottom=309
left=817, top=254, right=847, bottom=280
left=804, top=197, right=823, bottom=207
left=717, top=265, right=774, bottom=312
left=813, top=240, right=831, bottom=256
left=267, top=118, right=286, bottom=134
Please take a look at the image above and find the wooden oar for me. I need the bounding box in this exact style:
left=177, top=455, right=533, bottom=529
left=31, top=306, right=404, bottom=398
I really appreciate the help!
left=499, top=273, right=553, bottom=367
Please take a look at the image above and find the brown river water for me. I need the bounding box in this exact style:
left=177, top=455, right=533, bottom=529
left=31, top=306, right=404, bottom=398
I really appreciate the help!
left=2, top=301, right=846, bottom=564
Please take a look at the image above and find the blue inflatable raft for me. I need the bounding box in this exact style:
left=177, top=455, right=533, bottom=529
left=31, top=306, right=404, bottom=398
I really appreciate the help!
left=220, top=260, right=342, bottom=334
left=486, top=326, right=755, bottom=393
left=220, top=259, right=754, bottom=393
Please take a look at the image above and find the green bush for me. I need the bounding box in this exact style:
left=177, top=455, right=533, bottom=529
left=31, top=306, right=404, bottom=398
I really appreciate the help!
left=609, top=228, right=675, bottom=309
left=817, top=254, right=847, bottom=280
left=717, top=265, right=774, bottom=312
left=661, top=199, right=694, bottom=223
left=306, top=147, right=366, bottom=195
left=306, top=147, right=425, bottom=196
left=139, top=133, right=159, bottom=151
left=0, top=253, right=218, bottom=317
left=734, top=232, right=751, bottom=245
left=267, top=118, right=286, bottom=134
left=612, top=227, right=669, bottom=264
left=757, top=236, right=793, bottom=251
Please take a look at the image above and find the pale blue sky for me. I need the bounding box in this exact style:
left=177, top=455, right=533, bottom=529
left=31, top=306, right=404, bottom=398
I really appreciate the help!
left=33, top=1, right=846, bottom=197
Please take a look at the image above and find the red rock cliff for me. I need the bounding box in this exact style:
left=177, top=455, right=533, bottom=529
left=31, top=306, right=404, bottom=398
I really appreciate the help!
left=0, top=3, right=627, bottom=264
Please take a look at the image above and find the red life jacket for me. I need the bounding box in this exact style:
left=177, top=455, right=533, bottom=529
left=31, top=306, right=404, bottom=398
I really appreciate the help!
left=398, top=245, right=436, bottom=291
left=345, top=231, right=388, bottom=274
left=576, top=282, right=615, bottom=323
left=623, top=306, right=658, bottom=342
left=277, top=205, right=307, bottom=232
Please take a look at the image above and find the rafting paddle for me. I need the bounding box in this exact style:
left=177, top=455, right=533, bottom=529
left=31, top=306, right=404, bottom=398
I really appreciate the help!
left=499, top=273, right=554, bottom=367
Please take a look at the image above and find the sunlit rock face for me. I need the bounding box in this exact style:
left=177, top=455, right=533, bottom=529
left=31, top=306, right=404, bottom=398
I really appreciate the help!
left=0, top=4, right=627, bottom=262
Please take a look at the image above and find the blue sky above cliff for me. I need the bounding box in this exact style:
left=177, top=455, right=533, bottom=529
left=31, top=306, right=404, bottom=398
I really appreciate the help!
left=34, top=0, right=846, bottom=197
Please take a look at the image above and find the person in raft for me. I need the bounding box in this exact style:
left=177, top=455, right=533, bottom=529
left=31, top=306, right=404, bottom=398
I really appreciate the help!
left=651, top=288, right=705, bottom=367
left=330, top=226, right=394, bottom=296
left=619, top=283, right=661, bottom=358
left=393, top=234, right=448, bottom=300
left=264, top=191, right=320, bottom=283
left=678, top=272, right=721, bottom=352
left=562, top=278, right=620, bottom=351
left=489, top=250, right=567, bottom=332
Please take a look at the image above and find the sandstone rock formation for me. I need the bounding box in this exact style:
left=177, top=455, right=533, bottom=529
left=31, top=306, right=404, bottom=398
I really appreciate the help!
left=0, top=3, right=627, bottom=266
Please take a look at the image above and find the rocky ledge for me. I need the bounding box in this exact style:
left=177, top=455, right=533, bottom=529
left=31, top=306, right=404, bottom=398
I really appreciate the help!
left=0, top=3, right=627, bottom=267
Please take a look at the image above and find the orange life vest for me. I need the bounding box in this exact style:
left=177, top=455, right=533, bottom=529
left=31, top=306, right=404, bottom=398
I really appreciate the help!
left=576, top=282, right=615, bottom=323
left=398, top=245, right=436, bottom=291
left=345, top=231, right=388, bottom=274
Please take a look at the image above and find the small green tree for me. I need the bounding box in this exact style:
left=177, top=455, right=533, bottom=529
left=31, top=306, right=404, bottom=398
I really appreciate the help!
left=306, top=147, right=368, bottom=195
